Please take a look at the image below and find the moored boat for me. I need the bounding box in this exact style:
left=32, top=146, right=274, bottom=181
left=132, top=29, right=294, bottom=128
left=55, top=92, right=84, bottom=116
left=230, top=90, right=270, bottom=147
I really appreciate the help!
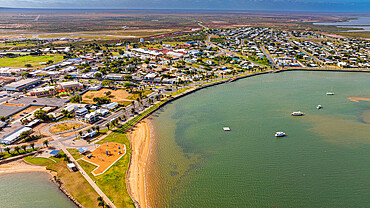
left=275, top=131, right=286, bottom=137
left=291, top=111, right=304, bottom=116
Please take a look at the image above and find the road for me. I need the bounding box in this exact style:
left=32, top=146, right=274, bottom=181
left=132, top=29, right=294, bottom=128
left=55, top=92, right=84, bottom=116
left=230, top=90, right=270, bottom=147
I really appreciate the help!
left=260, top=46, right=277, bottom=68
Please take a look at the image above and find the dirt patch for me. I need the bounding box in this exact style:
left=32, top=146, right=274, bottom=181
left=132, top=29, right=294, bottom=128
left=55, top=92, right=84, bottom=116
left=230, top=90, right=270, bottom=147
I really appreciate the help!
left=82, top=89, right=133, bottom=105
left=12, top=106, right=41, bottom=120
left=49, top=122, right=83, bottom=134
left=82, top=142, right=125, bottom=175
left=2, top=103, right=25, bottom=107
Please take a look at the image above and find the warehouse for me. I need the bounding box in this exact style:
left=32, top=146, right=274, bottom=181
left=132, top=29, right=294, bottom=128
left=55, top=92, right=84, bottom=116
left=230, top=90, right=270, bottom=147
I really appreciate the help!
left=4, top=78, right=41, bottom=92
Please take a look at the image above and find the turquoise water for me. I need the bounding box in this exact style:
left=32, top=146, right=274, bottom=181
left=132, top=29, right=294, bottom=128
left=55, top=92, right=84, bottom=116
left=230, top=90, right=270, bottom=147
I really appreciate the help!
left=0, top=172, right=76, bottom=208
left=147, top=71, right=370, bottom=207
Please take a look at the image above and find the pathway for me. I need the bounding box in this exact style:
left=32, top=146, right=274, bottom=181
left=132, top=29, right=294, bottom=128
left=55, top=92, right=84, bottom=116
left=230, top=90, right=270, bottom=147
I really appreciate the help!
left=58, top=142, right=117, bottom=208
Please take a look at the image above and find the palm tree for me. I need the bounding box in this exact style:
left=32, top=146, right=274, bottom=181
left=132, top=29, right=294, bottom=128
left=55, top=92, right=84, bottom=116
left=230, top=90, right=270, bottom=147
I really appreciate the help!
left=30, top=143, right=35, bottom=151
left=21, top=145, right=27, bottom=152
left=14, top=146, right=20, bottom=154
left=106, top=123, right=110, bottom=130
left=4, top=147, right=10, bottom=154
left=43, top=140, right=49, bottom=147
left=96, top=126, right=100, bottom=133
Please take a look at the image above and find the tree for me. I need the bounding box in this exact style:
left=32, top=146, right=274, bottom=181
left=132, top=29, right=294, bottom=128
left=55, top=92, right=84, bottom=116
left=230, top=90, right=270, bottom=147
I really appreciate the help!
left=94, top=72, right=102, bottom=78
left=102, top=80, right=113, bottom=87
left=131, top=108, right=135, bottom=114
left=43, top=140, right=49, bottom=147
left=4, top=147, right=10, bottom=154
left=87, top=129, right=91, bottom=133
left=21, top=145, right=27, bottom=152
left=78, top=131, right=83, bottom=136
left=106, top=91, right=111, bottom=96
left=30, top=143, right=35, bottom=150
left=96, top=126, right=100, bottom=133
left=106, top=123, right=110, bottom=130
left=14, top=146, right=20, bottom=154
left=34, top=110, right=51, bottom=121
left=70, top=95, right=82, bottom=103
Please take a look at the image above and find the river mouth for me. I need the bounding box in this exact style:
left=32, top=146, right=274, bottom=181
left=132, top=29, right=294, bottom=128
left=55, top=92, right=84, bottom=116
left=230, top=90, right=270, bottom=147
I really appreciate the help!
left=147, top=71, right=370, bottom=207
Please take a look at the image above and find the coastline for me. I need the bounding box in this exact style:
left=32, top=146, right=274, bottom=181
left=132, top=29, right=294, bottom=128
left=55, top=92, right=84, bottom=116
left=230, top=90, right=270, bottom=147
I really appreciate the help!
left=126, top=119, right=151, bottom=208
left=0, top=159, right=50, bottom=175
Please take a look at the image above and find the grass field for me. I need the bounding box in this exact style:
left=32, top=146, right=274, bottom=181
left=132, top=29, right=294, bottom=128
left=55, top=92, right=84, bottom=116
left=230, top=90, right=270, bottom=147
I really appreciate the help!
left=0, top=55, right=64, bottom=68
left=24, top=154, right=101, bottom=208
left=49, top=122, right=84, bottom=134
left=82, top=89, right=133, bottom=105
left=78, top=132, right=135, bottom=208
left=0, top=148, right=39, bottom=160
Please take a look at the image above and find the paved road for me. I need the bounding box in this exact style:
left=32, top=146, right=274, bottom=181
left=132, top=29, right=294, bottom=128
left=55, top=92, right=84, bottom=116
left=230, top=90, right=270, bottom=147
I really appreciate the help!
left=260, top=46, right=277, bottom=68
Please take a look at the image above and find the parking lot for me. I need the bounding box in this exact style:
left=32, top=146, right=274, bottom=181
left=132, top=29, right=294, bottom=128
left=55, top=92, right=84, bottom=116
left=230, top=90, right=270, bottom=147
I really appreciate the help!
left=10, top=97, right=67, bottom=107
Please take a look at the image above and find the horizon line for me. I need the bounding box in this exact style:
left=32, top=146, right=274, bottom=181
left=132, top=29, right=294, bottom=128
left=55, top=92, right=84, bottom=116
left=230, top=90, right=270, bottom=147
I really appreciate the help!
left=1, top=7, right=370, bottom=14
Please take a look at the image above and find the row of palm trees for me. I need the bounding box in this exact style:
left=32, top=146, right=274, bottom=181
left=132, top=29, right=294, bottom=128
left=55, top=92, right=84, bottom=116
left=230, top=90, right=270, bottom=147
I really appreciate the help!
left=1, top=140, right=50, bottom=155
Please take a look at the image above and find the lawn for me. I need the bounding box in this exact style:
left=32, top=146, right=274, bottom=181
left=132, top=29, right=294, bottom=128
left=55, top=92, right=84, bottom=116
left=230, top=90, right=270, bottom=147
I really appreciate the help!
left=24, top=153, right=101, bottom=208
left=49, top=122, right=84, bottom=134
left=67, top=148, right=84, bottom=160
left=78, top=131, right=135, bottom=208
left=0, top=55, right=64, bottom=68
left=126, top=89, right=153, bottom=100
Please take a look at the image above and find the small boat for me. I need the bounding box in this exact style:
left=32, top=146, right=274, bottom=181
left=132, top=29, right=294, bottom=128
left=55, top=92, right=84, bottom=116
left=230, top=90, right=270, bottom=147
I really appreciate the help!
left=326, top=92, right=335, bottom=95
left=291, top=111, right=304, bottom=116
left=326, top=87, right=335, bottom=95
left=223, top=127, right=231, bottom=131
left=275, top=132, right=286, bottom=137
left=316, top=105, right=322, bottom=109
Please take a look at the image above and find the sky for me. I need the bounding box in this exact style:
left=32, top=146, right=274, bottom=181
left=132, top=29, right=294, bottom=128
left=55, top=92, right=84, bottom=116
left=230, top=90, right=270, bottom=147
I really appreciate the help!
left=0, top=0, right=369, bottom=12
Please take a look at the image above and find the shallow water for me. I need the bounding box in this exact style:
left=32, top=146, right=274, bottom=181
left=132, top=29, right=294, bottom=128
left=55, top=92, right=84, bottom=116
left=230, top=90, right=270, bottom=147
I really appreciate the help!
left=147, top=71, right=370, bottom=207
left=0, top=172, right=76, bottom=208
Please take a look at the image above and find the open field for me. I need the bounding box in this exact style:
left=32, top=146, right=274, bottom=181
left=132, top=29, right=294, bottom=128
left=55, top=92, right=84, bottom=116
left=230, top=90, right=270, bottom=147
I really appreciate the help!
left=78, top=131, right=135, bottom=208
left=82, top=142, right=125, bottom=175
left=24, top=154, right=101, bottom=208
left=0, top=55, right=64, bottom=68
left=82, top=89, right=133, bottom=105
left=49, top=122, right=84, bottom=134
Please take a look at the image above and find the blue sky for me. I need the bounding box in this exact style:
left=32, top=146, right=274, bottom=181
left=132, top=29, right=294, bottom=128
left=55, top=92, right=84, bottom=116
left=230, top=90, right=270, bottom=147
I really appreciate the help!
left=0, top=0, right=369, bottom=12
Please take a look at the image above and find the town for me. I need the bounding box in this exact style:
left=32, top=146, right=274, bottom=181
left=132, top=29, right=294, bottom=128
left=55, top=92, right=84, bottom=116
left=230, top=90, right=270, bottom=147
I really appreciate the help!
left=0, top=26, right=369, bottom=208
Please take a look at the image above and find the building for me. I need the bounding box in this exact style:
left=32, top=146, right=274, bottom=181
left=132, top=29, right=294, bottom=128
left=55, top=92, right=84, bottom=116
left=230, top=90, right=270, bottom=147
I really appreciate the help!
left=67, top=163, right=77, bottom=171
left=30, top=86, right=58, bottom=97
left=75, top=107, right=88, bottom=117
left=96, top=108, right=109, bottom=116
left=0, top=126, right=32, bottom=145
left=106, top=74, right=124, bottom=81
left=59, top=81, right=83, bottom=91
left=84, top=111, right=99, bottom=123
left=101, top=102, right=119, bottom=110
left=4, top=78, right=41, bottom=92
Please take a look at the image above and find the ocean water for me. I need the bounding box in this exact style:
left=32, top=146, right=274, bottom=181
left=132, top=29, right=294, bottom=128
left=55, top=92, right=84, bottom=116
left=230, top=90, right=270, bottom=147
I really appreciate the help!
left=314, top=16, right=370, bottom=31
left=0, top=172, right=76, bottom=208
left=147, top=71, right=370, bottom=207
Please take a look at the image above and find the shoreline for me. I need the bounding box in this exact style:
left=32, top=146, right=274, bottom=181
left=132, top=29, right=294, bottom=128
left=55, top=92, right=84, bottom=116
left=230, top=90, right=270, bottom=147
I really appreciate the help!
left=126, top=119, right=151, bottom=208
left=0, top=158, right=83, bottom=208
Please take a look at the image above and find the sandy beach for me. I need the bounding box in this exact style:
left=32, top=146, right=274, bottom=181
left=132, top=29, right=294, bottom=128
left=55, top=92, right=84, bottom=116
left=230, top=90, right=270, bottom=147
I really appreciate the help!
left=127, top=119, right=151, bottom=208
left=0, top=159, right=49, bottom=175
left=347, top=97, right=370, bottom=103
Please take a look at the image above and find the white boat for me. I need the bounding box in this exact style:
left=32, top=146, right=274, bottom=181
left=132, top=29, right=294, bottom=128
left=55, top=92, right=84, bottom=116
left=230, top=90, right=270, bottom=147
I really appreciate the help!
left=326, top=92, right=335, bottom=95
left=223, top=127, right=231, bottom=131
left=316, top=105, right=322, bottom=109
left=291, top=111, right=304, bottom=116
left=275, top=132, right=286, bottom=137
